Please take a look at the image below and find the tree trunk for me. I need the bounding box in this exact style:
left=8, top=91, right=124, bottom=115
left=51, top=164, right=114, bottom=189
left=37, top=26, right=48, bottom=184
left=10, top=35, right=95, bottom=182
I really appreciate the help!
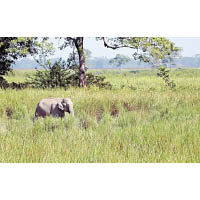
left=74, top=37, right=86, bottom=87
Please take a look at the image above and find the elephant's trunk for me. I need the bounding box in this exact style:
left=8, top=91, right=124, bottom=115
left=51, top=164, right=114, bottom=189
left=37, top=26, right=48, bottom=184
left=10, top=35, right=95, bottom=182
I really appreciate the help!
left=69, top=107, right=74, bottom=117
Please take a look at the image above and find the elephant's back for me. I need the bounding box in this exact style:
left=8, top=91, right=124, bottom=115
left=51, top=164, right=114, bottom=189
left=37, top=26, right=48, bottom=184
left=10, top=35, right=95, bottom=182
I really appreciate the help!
left=37, top=99, right=57, bottom=113
left=39, top=98, right=62, bottom=105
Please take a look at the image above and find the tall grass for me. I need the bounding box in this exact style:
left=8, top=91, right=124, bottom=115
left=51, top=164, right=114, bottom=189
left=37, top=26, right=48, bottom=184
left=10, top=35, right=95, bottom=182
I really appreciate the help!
left=1, top=68, right=200, bottom=162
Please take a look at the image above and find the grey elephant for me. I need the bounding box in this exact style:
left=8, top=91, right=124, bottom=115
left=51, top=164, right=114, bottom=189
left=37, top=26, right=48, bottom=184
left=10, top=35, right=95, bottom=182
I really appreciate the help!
left=33, top=97, right=74, bottom=120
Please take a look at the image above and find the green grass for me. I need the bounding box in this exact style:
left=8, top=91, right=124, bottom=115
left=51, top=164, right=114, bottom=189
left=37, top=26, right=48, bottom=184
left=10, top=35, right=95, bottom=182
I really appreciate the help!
left=1, top=68, right=200, bottom=162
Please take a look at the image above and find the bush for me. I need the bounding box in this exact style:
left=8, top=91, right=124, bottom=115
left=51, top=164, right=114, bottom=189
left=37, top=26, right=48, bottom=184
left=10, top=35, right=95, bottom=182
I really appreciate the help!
left=0, top=76, right=30, bottom=89
left=26, top=58, right=112, bottom=89
left=86, top=73, right=112, bottom=89
left=26, top=59, right=73, bottom=89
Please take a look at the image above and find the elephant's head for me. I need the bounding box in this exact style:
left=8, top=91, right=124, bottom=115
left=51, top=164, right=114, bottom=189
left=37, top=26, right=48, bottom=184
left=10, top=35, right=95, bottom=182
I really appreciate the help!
left=57, top=98, right=74, bottom=116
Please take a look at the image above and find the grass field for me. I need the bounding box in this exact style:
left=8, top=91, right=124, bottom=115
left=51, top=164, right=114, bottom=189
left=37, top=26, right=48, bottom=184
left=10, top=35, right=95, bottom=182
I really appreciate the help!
left=1, top=68, right=200, bottom=162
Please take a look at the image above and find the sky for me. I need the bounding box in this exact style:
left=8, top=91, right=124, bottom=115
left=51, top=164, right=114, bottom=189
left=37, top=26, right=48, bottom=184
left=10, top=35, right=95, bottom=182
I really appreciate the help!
left=52, top=37, right=200, bottom=59
left=169, top=37, right=200, bottom=57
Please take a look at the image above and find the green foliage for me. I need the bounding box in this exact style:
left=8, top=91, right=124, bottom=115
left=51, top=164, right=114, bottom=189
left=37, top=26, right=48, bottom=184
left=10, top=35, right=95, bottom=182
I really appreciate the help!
left=99, top=37, right=181, bottom=63
left=0, top=76, right=30, bottom=89
left=86, top=73, right=112, bottom=89
left=0, top=37, right=55, bottom=80
left=26, top=59, right=73, bottom=89
left=0, top=37, right=39, bottom=76
left=27, top=58, right=112, bottom=89
left=57, top=37, right=181, bottom=88
left=157, top=66, right=176, bottom=89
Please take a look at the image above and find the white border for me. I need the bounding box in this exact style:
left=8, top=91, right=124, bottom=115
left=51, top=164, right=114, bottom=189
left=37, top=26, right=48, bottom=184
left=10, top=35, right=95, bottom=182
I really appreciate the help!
left=0, top=164, right=200, bottom=200
left=1, top=0, right=200, bottom=36
left=1, top=0, right=200, bottom=199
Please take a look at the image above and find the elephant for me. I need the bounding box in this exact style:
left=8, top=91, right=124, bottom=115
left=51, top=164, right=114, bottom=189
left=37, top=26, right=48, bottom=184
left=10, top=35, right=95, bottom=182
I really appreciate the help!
left=33, top=97, right=74, bottom=121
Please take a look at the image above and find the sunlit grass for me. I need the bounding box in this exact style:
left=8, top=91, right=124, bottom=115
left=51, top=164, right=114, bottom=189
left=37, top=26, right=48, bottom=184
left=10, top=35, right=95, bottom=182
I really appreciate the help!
left=1, top=68, right=200, bottom=162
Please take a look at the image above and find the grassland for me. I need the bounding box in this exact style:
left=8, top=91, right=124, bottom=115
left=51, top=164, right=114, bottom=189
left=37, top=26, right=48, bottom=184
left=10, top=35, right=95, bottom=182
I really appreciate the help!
left=1, top=68, right=200, bottom=162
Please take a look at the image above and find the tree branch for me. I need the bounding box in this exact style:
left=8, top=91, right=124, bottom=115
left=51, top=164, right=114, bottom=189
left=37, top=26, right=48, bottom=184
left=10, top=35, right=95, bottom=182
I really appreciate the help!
left=102, top=37, right=136, bottom=50
left=66, top=37, right=76, bottom=42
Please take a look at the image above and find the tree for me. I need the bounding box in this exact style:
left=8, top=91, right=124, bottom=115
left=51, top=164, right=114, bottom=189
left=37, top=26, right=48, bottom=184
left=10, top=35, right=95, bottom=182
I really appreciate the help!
left=109, top=54, right=130, bottom=69
left=0, top=37, right=36, bottom=76
left=0, top=37, right=54, bottom=77
left=66, top=48, right=92, bottom=70
left=59, top=37, right=180, bottom=87
left=60, top=37, right=86, bottom=87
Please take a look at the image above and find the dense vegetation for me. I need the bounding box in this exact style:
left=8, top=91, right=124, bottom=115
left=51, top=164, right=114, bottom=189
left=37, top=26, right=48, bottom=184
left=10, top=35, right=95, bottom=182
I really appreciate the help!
left=1, top=68, right=200, bottom=162
left=0, top=37, right=39, bottom=75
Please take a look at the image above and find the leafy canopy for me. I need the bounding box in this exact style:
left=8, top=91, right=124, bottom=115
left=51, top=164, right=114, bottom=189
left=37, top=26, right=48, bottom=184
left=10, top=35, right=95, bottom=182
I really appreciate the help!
left=98, top=37, right=181, bottom=62
left=0, top=37, right=54, bottom=76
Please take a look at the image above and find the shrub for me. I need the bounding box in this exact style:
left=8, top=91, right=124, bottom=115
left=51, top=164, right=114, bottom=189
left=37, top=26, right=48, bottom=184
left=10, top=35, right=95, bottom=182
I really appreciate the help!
left=86, top=73, right=112, bottom=89
left=26, top=59, right=73, bottom=89
left=0, top=76, right=30, bottom=89
left=26, top=58, right=112, bottom=89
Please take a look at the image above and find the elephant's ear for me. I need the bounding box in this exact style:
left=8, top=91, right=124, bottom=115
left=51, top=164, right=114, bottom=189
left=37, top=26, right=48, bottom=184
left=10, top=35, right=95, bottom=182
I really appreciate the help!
left=57, top=102, right=64, bottom=111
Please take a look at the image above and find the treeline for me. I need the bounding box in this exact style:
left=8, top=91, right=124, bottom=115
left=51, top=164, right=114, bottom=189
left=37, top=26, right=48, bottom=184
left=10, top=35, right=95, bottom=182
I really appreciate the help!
left=12, top=57, right=143, bottom=69
left=12, top=56, right=200, bottom=69
left=173, top=56, right=200, bottom=67
left=89, top=56, right=200, bottom=68
left=12, top=57, right=152, bottom=69
left=13, top=58, right=58, bottom=69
